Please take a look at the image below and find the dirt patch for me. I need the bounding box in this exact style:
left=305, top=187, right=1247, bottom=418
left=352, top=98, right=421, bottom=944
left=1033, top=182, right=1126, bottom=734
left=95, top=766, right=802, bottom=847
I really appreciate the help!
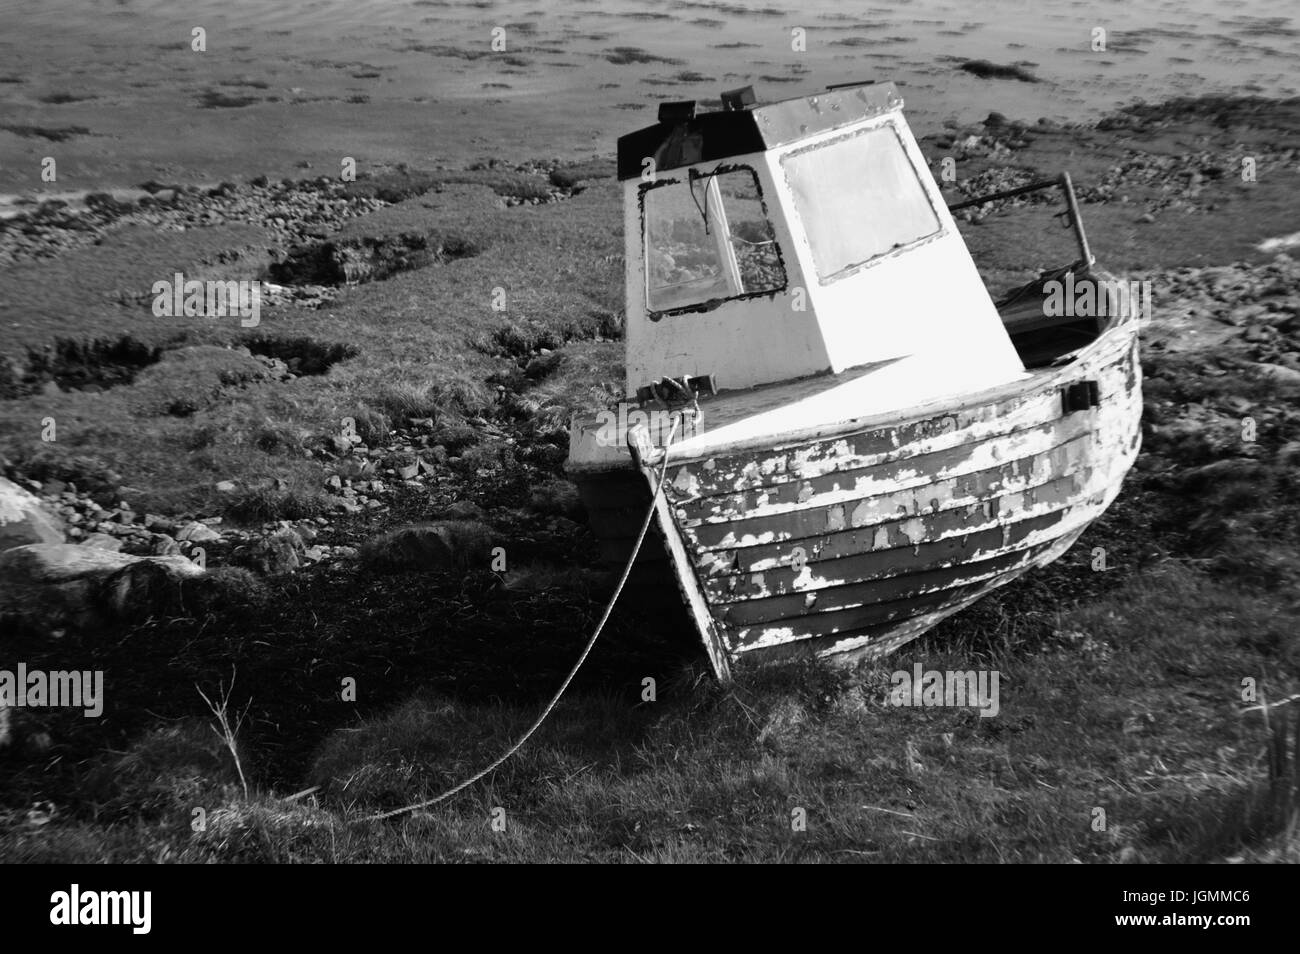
left=548, top=157, right=616, bottom=190
left=39, top=92, right=98, bottom=105
left=197, top=90, right=261, bottom=109
left=0, top=335, right=162, bottom=399
left=240, top=335, right=358, bottom=375
left=0, top=123, right=91, bottom=141
left=958, top=59, right=1041, bottom=83
left=269, top=232, right=479, bottom=286
left=604, top=47, right=686, bottom=66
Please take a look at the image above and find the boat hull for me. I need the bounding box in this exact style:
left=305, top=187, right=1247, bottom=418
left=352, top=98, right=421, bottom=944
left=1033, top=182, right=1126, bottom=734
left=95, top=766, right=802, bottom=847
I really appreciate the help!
left=570, top=315, right=1141, bottom=674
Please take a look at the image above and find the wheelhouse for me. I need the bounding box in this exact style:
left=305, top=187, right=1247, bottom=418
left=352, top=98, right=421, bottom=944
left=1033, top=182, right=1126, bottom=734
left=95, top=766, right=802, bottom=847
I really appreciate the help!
left=617, top=83, right=1026, bottom=399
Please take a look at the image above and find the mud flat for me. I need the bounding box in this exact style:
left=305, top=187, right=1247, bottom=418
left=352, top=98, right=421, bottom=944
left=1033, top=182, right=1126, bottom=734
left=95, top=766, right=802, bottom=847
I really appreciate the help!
left=4, top=0, right=1300, bottom=192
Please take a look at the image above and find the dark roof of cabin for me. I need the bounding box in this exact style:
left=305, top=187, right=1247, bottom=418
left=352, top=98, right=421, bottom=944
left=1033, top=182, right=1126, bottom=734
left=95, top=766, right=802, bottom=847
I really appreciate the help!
left=616, top=82, right=903, bottom=180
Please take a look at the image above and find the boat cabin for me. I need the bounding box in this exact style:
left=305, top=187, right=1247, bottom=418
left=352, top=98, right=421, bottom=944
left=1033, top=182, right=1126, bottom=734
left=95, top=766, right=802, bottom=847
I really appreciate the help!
left=617, top=82, right=1027, bottom=406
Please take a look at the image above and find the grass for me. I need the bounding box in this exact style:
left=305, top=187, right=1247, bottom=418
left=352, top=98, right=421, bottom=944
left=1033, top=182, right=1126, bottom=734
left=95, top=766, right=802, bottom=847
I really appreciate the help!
left=2, top=560, right=1295, bottom=862
left=3, top=101, right=1300, bottom=862
left=0, top=167, right=623, bottom=519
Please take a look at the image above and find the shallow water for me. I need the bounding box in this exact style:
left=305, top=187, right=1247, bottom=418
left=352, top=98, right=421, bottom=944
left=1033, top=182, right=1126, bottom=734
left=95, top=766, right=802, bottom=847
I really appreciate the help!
left=1, top=0, right=1298, bottom=190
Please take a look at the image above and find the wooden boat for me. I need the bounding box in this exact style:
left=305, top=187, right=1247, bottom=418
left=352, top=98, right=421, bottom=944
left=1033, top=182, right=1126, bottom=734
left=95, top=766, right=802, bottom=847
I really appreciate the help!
left=566, top=83, right=1142, bottom=679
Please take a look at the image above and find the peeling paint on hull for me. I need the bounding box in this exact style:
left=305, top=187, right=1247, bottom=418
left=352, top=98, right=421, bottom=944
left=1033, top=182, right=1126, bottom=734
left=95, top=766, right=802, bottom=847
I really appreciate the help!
left=569, top=316, right=1142, bottom=675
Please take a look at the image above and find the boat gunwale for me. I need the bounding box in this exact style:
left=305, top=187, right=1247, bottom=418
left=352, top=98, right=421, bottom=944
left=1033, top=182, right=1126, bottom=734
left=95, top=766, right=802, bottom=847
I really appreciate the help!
left=669, top=382, right=1139, bottom=520
left=664, top=307, right=1137, bottom=465
left=672, top=388, right=1141, bottom=537
left=569, top=298, right=1137, bottom=475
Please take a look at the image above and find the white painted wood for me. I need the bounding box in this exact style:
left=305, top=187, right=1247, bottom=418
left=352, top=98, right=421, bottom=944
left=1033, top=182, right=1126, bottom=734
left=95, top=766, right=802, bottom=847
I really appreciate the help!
left=771, top=115, right=1025, bottom=384
left=628, top=425, right=733, bottom=681
left=622, top=104, right=1026, bottom=400
left=624, top=157, right=830, bottom=395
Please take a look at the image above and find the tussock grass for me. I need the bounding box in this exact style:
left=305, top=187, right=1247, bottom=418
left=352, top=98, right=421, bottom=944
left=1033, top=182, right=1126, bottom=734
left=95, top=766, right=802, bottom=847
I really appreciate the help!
left=78, top=719, right=244, bottom=821
left=370, top=382, right=444, bottom=423
left=223, top=481, right=329, bottom=523
left=369, top=372, right=497, bottom=424
left=344, top=407, right=391, bottom=445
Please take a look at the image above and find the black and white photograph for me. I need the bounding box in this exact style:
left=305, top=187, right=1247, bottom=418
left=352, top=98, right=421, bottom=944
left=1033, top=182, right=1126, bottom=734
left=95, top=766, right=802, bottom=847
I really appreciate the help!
left=0, top=0, right=1296, bottom=901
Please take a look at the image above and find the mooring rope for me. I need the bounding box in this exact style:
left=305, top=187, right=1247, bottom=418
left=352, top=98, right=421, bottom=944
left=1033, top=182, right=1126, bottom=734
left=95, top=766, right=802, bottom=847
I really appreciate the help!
left=355, top=415, right=680, bottom=824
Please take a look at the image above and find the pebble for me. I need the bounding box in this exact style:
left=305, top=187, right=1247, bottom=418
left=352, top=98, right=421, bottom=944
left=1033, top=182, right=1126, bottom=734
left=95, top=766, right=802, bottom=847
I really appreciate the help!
left=176, top=521, right=222, bottom=544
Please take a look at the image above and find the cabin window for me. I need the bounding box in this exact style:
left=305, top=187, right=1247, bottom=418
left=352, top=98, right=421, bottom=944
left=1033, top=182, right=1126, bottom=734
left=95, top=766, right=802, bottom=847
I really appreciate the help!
left=782, top=123, right=942, bottom=281
left=642, top=166, right=787, bottom=314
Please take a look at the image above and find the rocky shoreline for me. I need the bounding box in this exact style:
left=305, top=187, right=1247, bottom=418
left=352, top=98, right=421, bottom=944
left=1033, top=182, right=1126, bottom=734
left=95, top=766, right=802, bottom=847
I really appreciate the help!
left=0, top=158, right=590, bottom=268
left=0, top=95, right=1295, bottom=594
left=2, top=92, right=1298, bottom=647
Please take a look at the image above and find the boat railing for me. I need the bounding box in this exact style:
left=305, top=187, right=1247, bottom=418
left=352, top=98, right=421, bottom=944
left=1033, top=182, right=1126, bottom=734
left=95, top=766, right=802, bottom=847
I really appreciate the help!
left=947, top=172, right=1094, bottom=269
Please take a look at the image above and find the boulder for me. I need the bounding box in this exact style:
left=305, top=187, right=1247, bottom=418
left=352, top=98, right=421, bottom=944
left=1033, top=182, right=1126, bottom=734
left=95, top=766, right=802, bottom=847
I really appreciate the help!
left=359, top=520, right=495, bottom=573
left=143, top=513, right=173, bottom=532
left=290, top=520, right=318, bottom=543
left=0, top=476, right=64, bottom=551
left=150, top=533, right=181, bottom=556
left=100, top=555, right=206, bottom=620
left=1254, top=362, right=1300, bottom=388
left=0, top=543, right=204, bottom=632
left=234, top=529, right=302, bottom=576
left=176, top=521, right=222, bottom=544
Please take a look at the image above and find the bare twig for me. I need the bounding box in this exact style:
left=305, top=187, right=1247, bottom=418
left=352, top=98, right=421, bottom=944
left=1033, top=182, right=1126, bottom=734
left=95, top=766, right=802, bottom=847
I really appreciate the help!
left=196, top=668, right=251, bottom=799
